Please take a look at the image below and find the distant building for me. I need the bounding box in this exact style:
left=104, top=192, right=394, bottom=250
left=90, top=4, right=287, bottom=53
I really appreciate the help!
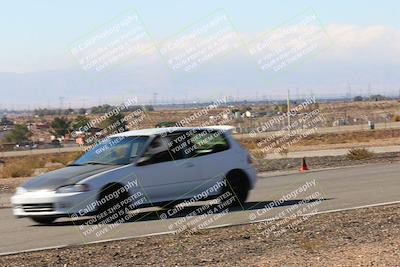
left=72, top=127, right=102, bottom=145
left=332, top=119, right=349, bottom=126
left=222, top=113, right=230, bottom=120
left=0, top=116, right=14, bottom=130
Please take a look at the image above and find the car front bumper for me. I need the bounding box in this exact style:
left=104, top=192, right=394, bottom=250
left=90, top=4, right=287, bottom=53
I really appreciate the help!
left=11, top=190, right=97, bottom=218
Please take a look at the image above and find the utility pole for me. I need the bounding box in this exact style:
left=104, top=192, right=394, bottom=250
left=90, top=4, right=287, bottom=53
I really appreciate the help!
left=347, top=83, right=352, bottom=102
left=287, top=89, right=291, bottom=131
left=152, top=92, right=158, bottom=106
left=59, top=97, right=65, bottom=115
left=368, top=83, right=372, bottom=99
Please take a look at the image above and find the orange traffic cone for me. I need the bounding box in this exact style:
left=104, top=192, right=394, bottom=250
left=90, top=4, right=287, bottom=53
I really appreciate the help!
left=299, top=157, right=309, bottom=172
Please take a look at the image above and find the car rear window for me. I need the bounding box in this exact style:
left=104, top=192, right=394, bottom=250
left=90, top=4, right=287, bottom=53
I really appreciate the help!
left=189, top=130, right=230, bottom=157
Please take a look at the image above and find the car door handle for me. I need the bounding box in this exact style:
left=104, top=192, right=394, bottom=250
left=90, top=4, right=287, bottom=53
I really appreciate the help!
left=183, top=162, right=194, bottom=168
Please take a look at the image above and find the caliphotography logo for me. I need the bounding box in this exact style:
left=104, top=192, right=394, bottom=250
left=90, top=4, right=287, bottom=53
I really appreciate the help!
left=158, top=9, right=242, bottom=74
left=69, top=8, right=154, bottom=72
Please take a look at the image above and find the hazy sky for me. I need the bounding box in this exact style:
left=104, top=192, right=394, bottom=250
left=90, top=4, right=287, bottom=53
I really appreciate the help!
left=1, top=0, right=399, bottom=109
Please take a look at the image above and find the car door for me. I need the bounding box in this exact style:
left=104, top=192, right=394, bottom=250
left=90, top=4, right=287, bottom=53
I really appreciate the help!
left=184, top=129, right=232, bottom=197
left=132, top=133, right=202, bottom=204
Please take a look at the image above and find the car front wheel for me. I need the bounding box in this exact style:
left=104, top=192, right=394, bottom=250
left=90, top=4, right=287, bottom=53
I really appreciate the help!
left=30, top=216, right=56, bottom=224
left=97, top=183, right=130, bottom=223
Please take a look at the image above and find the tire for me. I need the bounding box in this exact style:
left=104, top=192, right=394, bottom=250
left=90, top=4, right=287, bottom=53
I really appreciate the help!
left=97, top=184, right=130, bottom=223
left=30, top=217, right=56, bottom=224
left=223, top=171, right=250, bottom=207
left=162, top=202, right=176, bottom=209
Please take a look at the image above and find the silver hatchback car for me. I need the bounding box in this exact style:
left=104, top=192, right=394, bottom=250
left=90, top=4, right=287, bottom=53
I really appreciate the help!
left=12, top=126, right=257, bottom=224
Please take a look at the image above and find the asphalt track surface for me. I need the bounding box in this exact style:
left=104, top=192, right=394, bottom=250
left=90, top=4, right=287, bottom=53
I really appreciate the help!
left=0, top=163, right=399, bottom=255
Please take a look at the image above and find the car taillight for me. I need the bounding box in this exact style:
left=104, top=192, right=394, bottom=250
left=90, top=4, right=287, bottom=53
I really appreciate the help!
left=247, top=154, right=253, bottom=164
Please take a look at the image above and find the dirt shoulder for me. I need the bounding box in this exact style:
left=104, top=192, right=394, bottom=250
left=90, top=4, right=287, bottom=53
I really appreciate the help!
left=0, top=204, right=398, bottom=266
left=255, top=151, right=400, bottom=172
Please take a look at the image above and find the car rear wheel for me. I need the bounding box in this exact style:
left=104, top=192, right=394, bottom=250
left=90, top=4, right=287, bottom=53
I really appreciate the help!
left=223, top=171, right=250, bottom=207
left=30, top=216, right=56, bottom=224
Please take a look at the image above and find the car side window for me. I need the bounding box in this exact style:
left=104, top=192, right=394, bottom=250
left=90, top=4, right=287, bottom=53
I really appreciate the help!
left=141, top=136, right=172, bottom=164
left=189, top=130, right=230, bottom=157
left=141, top=133, right=188, bottom=165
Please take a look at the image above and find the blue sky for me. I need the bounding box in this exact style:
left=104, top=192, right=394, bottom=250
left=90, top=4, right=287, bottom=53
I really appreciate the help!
left=1, top=1, right=400, bottom=108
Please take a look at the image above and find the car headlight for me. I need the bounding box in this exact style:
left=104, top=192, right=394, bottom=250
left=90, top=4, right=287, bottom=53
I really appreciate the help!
left=56, top=184, right=90, bottom=193
left=15, top=187, right=27, bottom=195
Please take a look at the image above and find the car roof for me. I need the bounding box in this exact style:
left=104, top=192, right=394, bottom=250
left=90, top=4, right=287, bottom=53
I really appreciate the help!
left=110, top=125, right=234, bottom=138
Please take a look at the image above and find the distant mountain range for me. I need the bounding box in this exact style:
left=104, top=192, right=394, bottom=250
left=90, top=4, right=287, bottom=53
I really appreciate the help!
left=1, top=52, right=399, bottom=109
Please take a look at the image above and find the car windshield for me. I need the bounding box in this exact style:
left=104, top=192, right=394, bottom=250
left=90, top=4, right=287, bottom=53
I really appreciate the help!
left=72, top=136, right=149, bottom=166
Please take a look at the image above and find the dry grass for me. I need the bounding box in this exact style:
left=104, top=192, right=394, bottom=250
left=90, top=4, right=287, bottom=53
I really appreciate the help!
left=239, top=128, right=400, bottom=152
left=278, top=147, right=289, bottom=157
left=1, top=162, right=34, bottom=178
left=393, top=114, right=400, bottom=122
left=347, top=148, right=375, bottom=160
left=0, top=151, right=82, bottom=178
left=251, top=149, right=265, bottom=161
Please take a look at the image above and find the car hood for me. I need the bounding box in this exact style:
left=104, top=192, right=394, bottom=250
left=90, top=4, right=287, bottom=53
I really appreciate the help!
left=21, top=165, right=120, bottom=191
